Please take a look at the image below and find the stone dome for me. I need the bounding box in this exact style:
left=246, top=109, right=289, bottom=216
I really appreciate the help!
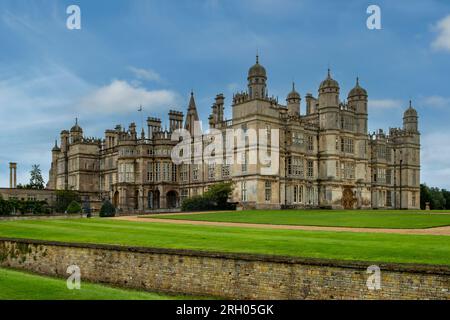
left=70, top=118, right=83, bottom=133
left=248, top=55, right=267, bottom=79
left=287, top=82, right=300, bottom=100
left=319, top=69, right=339, bottom=90
left=52, top=140, right=61, bottom=152
left=404, top=101, right=418, bottom=117
left=348, top=77, right=367, bottom=97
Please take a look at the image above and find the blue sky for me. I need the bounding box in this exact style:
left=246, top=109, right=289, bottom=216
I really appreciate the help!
left=0, top=0, right=449, bottom=188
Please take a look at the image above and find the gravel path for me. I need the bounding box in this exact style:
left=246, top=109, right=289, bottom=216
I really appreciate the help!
left=112, top=215, right=450, bottom=236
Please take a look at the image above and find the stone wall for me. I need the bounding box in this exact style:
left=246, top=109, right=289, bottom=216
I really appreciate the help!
left=0, top=238, right=448, bottom=300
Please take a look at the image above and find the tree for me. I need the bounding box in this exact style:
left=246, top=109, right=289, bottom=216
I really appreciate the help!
left=29, top=165, right=45, bottom=190
left=204, top=182, right=234, bottom=209
left=442, top=189, right=450, bottom=210
left=420, top=184, right=432, bottom=210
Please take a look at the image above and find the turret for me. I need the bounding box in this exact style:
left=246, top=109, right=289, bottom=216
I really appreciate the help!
left=60, top=130, right=70, bottom=152
left=286, top=82, right=301, bottom=116
left=52, top=140, right=60, bottom=159
left=70, top=118, right=83, bottom=143
left=318, top=69, right=340, bottom=130
left=348, top=77, right=368, bottom=134
left=215, top=94, right=225, bottom=123
left=247, top=55, right=267, bottom=100
left=403, top=101, right=419, bottom=133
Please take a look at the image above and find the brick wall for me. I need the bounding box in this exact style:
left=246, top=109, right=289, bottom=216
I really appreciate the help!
left=0, top=238, right=448, bottom=300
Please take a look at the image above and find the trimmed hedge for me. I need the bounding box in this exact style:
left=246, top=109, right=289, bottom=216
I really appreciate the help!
left=181, top=182, right=236, bottom=212
left=99, top=201, right=116, bottom=217
left=66, top=201, right=82, bottom=214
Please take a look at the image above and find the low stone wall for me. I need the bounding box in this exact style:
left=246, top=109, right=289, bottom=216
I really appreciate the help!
left=0, top=238, right=448, bottom=300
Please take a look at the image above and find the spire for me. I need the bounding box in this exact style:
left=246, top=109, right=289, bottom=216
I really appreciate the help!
left=327, top=68, right=331, bottom=79
left=292, top=82, right=295, bottom=91
left=356, top=77, right=360, bottom=87
left=188, top=91, right=197, bottom=110
left=256, top=53, right=259, bottom=64
left=185, top=91, right=200, bottom=134
left=409, top=100, right=412, bottom=108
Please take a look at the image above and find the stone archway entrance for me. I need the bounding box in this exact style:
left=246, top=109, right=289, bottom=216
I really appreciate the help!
left=342, top=187, right=356, bottom=209
left=153, top=190, right=160, bottom=209
left=167, top=191, right=178, bottom=209
left=113, top=191, right=119, bottom=208
left=134, top=190, right=139, bottom=210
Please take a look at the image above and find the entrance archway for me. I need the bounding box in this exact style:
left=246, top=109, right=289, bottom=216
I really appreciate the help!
left=134, top=190, right=139, bottom=210
left=147, top=191, right=153, bottom=209
left=113, top=191, right=119, bottom=208
left=153, top=190, right=160, bottom=209
left=342, top=187, right=356, bottom=209
left=167, top=191, right=178, bottom=209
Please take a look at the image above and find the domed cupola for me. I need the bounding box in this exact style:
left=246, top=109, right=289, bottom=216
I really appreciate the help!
left=287, top=82, right=301, bottom=115
left=70, top=118, right=83, bottom=143
left=247, top=55, right=268, bottom=99
left=70, top=118, right=83, bottom=133
left=403, top=100, right=419, bottom=132
left=248, top=55, right=267, bottom=79
left=404, top=101, right=418, bottom=118
left=52, top=140, right=61, bottom=152
left=319, top=69, right=340, bottom=92
left=348, top=77, right=367, bottom=99
left=287, top=82, right=301, bottom=101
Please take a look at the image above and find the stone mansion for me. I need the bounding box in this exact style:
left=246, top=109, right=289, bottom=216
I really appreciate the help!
left=47, top=57, right=421, bottom=211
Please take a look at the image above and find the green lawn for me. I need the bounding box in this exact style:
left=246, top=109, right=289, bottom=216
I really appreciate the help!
left=0, top=219, right=449, bottom=265
left=0, top=268, right=190, bottom=300
left=150, top=210, right=450, bottom=229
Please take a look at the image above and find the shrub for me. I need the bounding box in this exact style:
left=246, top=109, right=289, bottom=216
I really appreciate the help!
left=181, top=195, right=214, bottom=212
left=0, top=199, right=13, bottom=216
left=66, top=201, right=82, bottom=214
left=55, top=190, right=80, bottom=213
left=181, top=182, right=235, bottom=212
left=99, top=201, right=116, bottom=217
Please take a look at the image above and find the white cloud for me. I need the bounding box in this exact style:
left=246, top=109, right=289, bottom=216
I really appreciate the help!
left=128, top=67, right=163, bottom=83
left=420, top=95, right=450, bottom=108
left=432, top=15, right=450, bottom=52
left=421, top=132, right=450, bottom=189
left=369, top=99, right=403, bottom=110
left=78, top=80, right=179, bottom=114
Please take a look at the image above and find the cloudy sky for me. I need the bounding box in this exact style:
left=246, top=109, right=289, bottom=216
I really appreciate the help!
left=0, top=0, right=449, bottom=188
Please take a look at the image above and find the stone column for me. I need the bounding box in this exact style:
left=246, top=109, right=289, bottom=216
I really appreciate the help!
left=9, top=163, right=17, bottom=189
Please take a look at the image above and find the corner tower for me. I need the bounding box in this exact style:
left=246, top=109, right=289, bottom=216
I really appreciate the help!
left=348, top=77, right=368, bottom=134
left=318, top=69, right=340, bottom=130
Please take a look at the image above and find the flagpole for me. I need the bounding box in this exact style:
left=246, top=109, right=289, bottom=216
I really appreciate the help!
left=138, top=105, right=144, bottom=135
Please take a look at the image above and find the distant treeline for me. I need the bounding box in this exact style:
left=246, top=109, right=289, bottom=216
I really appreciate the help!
left=420, top=184, right=450, bottom=210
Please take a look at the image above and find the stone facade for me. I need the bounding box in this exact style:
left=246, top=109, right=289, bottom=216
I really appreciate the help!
left=0, top=238, right=447, bottom=300
left=47, top=57, right=420, bottom=210
left=0, top=188, right=56, bottom=204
